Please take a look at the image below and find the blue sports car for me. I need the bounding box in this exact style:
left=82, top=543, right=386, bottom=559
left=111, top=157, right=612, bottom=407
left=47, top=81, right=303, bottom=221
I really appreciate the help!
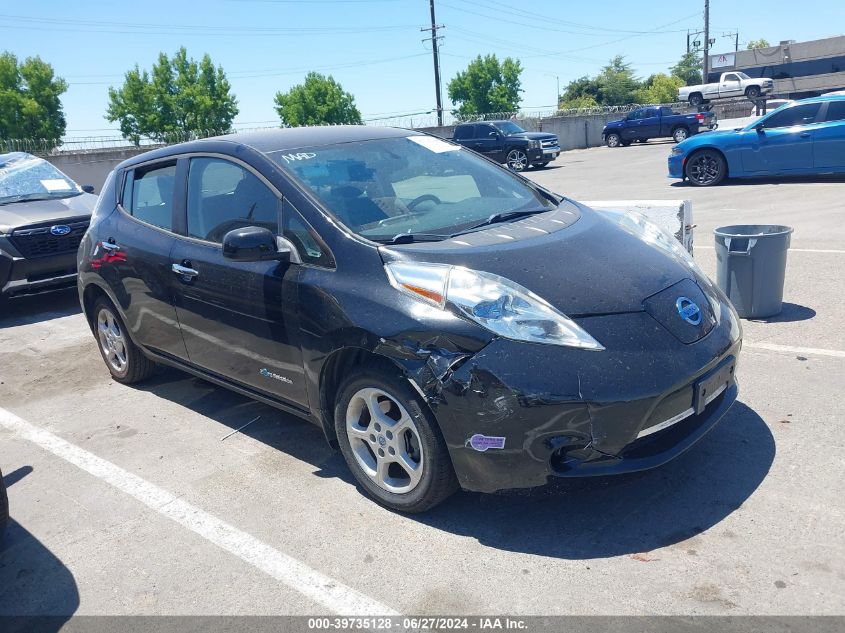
left=668, top=94, right=845, bottom=186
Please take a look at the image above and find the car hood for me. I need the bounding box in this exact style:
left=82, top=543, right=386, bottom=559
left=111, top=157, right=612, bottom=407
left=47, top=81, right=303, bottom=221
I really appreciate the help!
left=0, top=193, right=97, bottom=234
left=507, top=132, right=557, bottom=141
left=604, top=119, right=624, bottom=128
left=379, top=200, right=694, bottom=316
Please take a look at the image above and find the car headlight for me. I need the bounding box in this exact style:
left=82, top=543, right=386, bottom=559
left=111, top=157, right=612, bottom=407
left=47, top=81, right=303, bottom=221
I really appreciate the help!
left=671, top=147, right=684, bottom=155
left=385, top=262, right=604, bottom=350
left=528, top=140, right=541, bottom=149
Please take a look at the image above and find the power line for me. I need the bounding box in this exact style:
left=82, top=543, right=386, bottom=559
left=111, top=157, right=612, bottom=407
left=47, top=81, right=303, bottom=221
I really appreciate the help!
left=0, top=13, right=417, bottom=36
left=65, top=53, right=430, bottom=86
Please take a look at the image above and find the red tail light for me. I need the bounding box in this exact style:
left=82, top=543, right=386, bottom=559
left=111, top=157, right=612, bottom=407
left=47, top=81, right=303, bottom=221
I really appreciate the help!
left=695, top=113, right=705, bottom=121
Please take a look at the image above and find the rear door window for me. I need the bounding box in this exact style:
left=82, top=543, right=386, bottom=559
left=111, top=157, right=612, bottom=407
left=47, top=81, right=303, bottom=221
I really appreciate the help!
left=123, top=163, right=176, bottom=231
left=454, top=125, right=474, bottom=140
left=823, top=101, right=845, bottom=122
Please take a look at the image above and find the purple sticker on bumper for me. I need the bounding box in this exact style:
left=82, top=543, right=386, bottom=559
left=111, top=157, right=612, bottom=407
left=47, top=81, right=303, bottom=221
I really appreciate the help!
left=467, top=434, right=506, bottom=452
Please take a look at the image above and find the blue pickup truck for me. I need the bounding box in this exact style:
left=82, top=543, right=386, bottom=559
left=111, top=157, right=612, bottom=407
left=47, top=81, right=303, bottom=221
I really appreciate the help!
left=602, top=106, right=717, bottom=147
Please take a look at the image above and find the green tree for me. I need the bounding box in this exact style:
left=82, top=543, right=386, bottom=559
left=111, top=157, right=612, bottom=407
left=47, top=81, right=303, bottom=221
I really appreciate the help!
left=0, top=52, right=67, bottom=142
left=634, top=73, right=685, bottom=104
left=274, top=72, right=362, bottom=127
left=670, top=51, right=703, bottom=86
left=106, top=47, right=238, bottom=145
left=746, top=39, right=771, bottom=50
left=595, top=55, right=641, bottom=106
left=447, top=54, right=523, bottom=116
left=559, top=76, right=601, bottom=109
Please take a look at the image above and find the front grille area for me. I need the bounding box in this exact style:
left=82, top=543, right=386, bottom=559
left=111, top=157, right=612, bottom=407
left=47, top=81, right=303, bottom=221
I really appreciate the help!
left=541, top=138, right=559, bottom=148
left=10, top=219, right=89, bottom=258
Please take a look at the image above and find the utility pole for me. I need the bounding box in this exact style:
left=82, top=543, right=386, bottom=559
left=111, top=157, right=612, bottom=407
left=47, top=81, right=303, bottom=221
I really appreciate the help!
left=421, top=0, right=445, bottom=127
left=703, top=0, right=710, bottom=81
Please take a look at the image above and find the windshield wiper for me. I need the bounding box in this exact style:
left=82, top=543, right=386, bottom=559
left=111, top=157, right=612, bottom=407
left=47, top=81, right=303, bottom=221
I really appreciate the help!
left=452, top=209, right=551, bottom=235
left=377, top=232, right=451, bottom=245
left=0, top=192, right=80, bottom=206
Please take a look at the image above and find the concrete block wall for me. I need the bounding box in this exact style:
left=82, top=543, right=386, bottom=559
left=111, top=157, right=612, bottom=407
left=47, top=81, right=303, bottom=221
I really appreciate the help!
left=44, top=147, right=154, bottom=193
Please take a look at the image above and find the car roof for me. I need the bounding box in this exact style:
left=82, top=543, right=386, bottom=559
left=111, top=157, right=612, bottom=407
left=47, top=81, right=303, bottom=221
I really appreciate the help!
left=789, top=94, right=845, bottom=105
left=207, top=125, right=415, bottom=153
left=116, top=125, right=420, bottom=170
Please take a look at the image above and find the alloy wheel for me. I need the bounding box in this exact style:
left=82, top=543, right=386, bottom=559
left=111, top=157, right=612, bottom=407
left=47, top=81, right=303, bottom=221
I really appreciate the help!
left=345, top=387, right=424, bottom=494
left=687, top=151, right=723, bottom=186
left=673, top=128, right=688, bottom=142
left=506, top=149, right=528, bottom=171
left=606, top=134, right=621, bottom=148
left=97, top=308, right=127, bottom=373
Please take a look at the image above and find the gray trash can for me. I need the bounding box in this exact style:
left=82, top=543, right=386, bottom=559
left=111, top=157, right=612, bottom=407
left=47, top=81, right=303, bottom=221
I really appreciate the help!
left=714, top=224, right=793, bottom=318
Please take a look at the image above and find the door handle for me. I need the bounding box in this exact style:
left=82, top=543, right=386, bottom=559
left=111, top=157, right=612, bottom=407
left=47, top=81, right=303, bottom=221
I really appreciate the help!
left=101, top=241, right=120, bottom=253
left=172, top=262, right=199, bottom=280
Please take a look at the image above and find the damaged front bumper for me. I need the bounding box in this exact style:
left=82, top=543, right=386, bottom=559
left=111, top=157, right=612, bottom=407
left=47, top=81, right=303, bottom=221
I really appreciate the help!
left=412, top=303, right=741, bottom=494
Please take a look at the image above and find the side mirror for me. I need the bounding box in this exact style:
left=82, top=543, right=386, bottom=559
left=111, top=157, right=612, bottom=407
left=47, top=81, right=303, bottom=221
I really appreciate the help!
left=489, top=131, right=499, bottom=138
left=82, top=185, right=95, bottom=194
left=755, top=123, right=766, bottom=134
left=222, top=226, right=299, bottom=263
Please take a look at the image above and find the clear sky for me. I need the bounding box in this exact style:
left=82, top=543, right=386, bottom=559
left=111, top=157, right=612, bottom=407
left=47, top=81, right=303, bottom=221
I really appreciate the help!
left=2, top=0, right=843, bottom=137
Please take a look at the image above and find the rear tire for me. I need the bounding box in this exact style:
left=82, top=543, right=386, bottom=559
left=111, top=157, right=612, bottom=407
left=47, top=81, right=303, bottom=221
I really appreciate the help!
left=672, top=127, right=689, bottom=143
left=92, top=297, right=156, bottom=384
left=334, top=366, right=458, bottom=512
left=689, top=93, right=704, bottom=108
left=685, top=149, right=727, bottom=186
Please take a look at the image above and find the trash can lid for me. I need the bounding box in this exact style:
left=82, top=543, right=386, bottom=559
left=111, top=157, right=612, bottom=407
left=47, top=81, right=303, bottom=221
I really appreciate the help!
left=714, top=224, right=793, bottom=238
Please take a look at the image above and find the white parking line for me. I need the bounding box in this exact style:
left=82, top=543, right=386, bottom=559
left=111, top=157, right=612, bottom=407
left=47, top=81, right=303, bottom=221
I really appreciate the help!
left=696, top=245, right=845, bottom=254
left=0, top=406, right=398, bottom=617
left=744, top=342, right=845, bottom=359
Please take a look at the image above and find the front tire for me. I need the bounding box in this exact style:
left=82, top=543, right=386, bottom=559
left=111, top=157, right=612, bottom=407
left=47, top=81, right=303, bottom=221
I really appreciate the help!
left=745, top=85, right=761, bottom=100
left=672, top=127, right=689, bottom=143
left=505, top=148, right=529, bottom=171
left=334, top=367, right=458, bottom=512
left=92, top=297, right=156, bottom=384
left=605, top=133, right=621, bottom=148
left=685, top=149, right=727, bottom=186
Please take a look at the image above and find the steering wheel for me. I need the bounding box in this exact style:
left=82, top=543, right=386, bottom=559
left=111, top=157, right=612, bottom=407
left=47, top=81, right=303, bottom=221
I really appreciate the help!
left=407, top=194, right=441, bottom=211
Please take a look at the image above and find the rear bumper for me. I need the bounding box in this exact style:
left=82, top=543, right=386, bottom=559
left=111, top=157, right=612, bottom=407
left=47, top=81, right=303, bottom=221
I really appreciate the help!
left=0, top=237, right=79, bottom=297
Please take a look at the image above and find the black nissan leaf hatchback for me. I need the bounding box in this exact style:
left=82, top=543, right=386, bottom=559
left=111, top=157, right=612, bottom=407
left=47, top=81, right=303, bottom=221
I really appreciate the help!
left=78, top=127, right=741, bottom=512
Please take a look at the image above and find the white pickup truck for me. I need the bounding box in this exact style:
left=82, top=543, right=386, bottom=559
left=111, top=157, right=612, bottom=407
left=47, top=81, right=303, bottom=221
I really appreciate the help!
left=678, top=72, right=774, bottom=107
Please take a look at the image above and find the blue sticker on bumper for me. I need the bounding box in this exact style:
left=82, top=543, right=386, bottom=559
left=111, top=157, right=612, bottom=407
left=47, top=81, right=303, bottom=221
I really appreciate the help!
left=467, top=434, right=506, bottom=452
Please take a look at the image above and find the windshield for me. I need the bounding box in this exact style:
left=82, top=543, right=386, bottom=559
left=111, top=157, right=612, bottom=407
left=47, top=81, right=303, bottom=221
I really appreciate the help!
left=271, top=135, right=556, bottom=242
left=0, top=152, right=82, bottom=206
left=492, top=121, right=526, bottom=136
left=737, top=72, right=751, bottom=80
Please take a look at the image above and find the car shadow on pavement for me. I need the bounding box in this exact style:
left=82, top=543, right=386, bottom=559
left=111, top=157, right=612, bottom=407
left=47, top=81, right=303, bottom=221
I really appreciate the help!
left=0, top=288, right=81, bottom=328
left=1, top=467, right=79, bottom=631
left=134, top=367, right=353, bottom=482
left=133, top=370, right=774, bottom=560
left=671, top=174, right=845, bottom=187
left=415, top=401, right=775, bottom=559
left=747, top=302, right=815, bottom=323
